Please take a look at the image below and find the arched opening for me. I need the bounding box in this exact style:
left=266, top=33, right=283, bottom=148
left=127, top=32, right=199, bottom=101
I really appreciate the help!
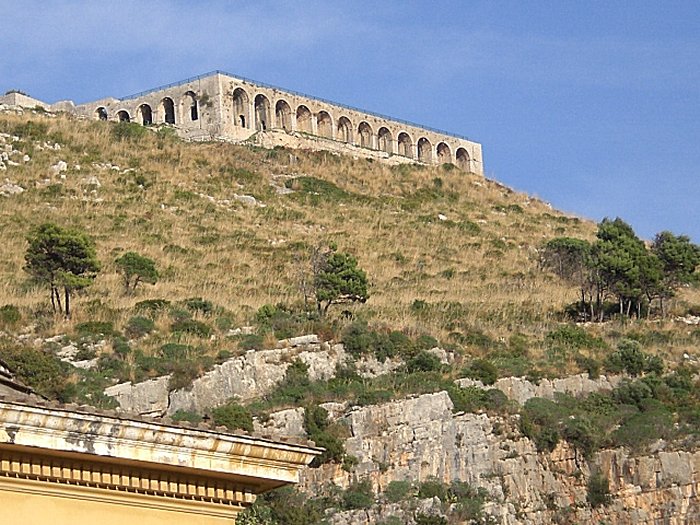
left=337, top=116, right=353, bottom=143
left=358, top=122, right=373, bottom=149
left=417, top=137, right=432, bottom=162
left=162, top=98, right=176, bottom=124
left=317, top=111, right=333, bottom=139
left=456, top=148, right=471, bottom=171
left=377, top=127, right=392, bottom=153
left=95, top=107, right=108, bottom=121
left=397, top=132, right=413, bottom=158
left=117, top=110, right=130, bottom=123
left=437, top=142, right=452, bottom=164
left=232, top=88, right=249, bottom=128
left=254, top=94, right=270, bottom=131
left=183, top=91, right=198, bottom=122
left=296, top=105, right=312, bottom=133
left=275, top=100, right=292, bottom=131
left=138, top=104, right=153, bottom=126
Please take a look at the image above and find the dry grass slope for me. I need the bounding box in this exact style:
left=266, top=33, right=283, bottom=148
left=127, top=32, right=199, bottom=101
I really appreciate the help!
left=3, top=110, right=699, bottom=371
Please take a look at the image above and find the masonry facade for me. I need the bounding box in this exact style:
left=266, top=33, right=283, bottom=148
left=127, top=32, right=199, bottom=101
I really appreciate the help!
left=74, top=71, right=483, bottom=174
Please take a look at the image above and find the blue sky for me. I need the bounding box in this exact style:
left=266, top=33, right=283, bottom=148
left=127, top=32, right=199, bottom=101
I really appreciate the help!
left=2, top=1, right=699, bottom=241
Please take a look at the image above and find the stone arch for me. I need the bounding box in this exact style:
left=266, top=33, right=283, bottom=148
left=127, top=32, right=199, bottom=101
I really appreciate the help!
left=296, top=105, right=312, bottom=133
left=95, top=107, right=108, bottom=121
left=275, top=99, right=292, bottom=131
left=232, top=88, right=249, bottom=128
left=456, top=148, right=471, bottom=171
left=397, top=132, right=413, bottom=158
left=417, top=137, right=432, bottom=162
left=437, top=142, right=452, bottom=164
left=254, top=94, right=270, bottom=131
left=116, top=110, right=130, bottom=123
left=358, top=122, right=373, bottom=149
left=377, top=127, right=392, bottom=153
left=161, top=97, right=176, bottom=124
left=183, top=91, right=198, bottom=122
left=337, top=116, right=353, bottom=143
left=317, top=111, right=333, bottom=139
left=138, top=104, right=153, bottom=126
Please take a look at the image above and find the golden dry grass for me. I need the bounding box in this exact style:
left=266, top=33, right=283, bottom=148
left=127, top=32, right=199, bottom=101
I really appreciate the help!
left=2, top=110, right=697, bottom=368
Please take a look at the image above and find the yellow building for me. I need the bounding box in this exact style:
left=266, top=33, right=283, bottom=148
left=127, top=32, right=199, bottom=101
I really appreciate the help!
left=0, top=363, right=321, bottom=524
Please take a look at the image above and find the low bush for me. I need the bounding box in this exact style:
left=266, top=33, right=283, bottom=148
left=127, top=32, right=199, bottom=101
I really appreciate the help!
left=587, top=471, right=611, bottom=508
left=605, top=339, right=663, bottom=376
left=212, top=400, right=254, bottom=432
left=341, top=480, right=374, bottom=510
left=171, top=409, right=202, bottom=424
left=125, top=316, right=155, bottom=338
left=384, top=480, right=413, bottom=503
left=75, top=321, right=116, bottom=338
left=171, top=319, right=212, bottom=338
left=134, top=298, right=171, bottom=315
left=462, top=359, right=498, bottom=385
left=0, top=341, right=74, bottom=401
left=304, top=404, right=347, bottom=465
left=406, top=351, right=443, bottom=373
left=0, top=305, right=21, bottom=327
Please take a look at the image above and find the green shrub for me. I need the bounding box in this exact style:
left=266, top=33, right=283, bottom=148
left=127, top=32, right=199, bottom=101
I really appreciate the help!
left=561, top=416, right=599, bottom=458
left=545, top=325, right=606, bottom=350
left=159, top=343, right=192, bottom=360
left=0, top=342, right=73, bottom=400
left=171, top=319, right=212, bottom=338
left=112, top=121, right=148, bottom=141
left=384, top=480, right=413, bottom=503
left=171, top=409, right=203, bottom=424
left=587, top=471, right=611, bottom=508
left=462, top=359, right=498, bottom=385
left=341, top=479, right=374, bottom=510
left=415, top=334, right=439, bottom=350
left=212, top=400, right=254, bottom=432
left=125, top=316, right=155, bottom=338
left=414, top=514, right=447, bottom=525
left=0, top=305, right=21, bottom=327
left=168, top=360, right=201, bottom=390
left=183, top=297, right=215, bottom=315
left=406, top=351, right=443, bottom=373
left=520, top=398, right=564, bottom=452
left=238, top=333, right=265, bottom=350
left=304, top=404, right=346, bottom=464
left=135, top=298, right=171, bottom=314
left=75, top=321, right=116, bottom=337
left=417, top=478, right=448, bottom=500
left=604, top=339, right=664, bottom=378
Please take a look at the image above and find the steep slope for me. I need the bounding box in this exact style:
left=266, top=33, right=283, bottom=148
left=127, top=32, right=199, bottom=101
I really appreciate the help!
left=2, top=108, right=700, bottom=525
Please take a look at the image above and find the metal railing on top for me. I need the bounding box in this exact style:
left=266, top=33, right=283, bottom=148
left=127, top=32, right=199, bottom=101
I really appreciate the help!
left=119, top=70, right=475, bottom=143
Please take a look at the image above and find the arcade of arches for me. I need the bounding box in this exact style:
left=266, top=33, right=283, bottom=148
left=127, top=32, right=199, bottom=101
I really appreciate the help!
left=88, top=82, right=478, bottom=172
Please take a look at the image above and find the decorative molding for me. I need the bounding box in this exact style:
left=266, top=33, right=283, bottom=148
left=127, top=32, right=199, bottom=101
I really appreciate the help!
left=0, top=447, right=254, bottom=508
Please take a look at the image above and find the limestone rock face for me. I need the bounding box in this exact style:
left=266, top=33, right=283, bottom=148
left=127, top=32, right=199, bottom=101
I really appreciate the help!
left=456, top=372, right=622, bottom=405
left=104, top=376, right=170, bottom=416
left=105, top=337, right=347, bottom=415
left=297, top=391, right=700, bottom=525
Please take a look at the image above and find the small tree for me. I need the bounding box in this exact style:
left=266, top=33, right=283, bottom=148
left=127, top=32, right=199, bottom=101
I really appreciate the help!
left=314, top=246, right=369, bottom=315
left=24, top=223, right=100, bottom=318
left=115, top=251, right=158, bottom=292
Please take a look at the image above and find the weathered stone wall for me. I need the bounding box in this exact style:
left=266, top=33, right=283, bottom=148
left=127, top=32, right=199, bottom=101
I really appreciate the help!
left=72, top=71, right=483, bottom=173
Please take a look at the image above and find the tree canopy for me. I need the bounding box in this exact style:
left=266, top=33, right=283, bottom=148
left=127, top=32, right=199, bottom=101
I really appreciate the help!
left=24, top=223, right=100, bottom=318
left=115, top=251, right=158, bottom=292
left=541, top=218, right=700, bottom=321
left=314, top=247, right=369, bottom=315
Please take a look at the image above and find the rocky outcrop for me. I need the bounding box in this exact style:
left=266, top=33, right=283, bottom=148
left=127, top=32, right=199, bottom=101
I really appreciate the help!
left=456, top=372, right=622, bottom=405
left=296, top=391, right=700, bottom=524
left=105, top=337, right=349, bottom=415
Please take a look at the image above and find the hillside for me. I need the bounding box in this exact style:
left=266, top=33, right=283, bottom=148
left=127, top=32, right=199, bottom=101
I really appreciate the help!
left=2, top=108, right=700, bottom=524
